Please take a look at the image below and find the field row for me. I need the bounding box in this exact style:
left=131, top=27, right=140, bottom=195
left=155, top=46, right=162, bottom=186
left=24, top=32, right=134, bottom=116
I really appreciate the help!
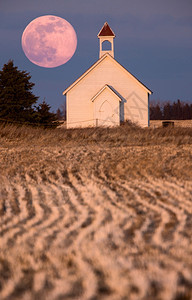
left=0, top=152, right=192, bottom=299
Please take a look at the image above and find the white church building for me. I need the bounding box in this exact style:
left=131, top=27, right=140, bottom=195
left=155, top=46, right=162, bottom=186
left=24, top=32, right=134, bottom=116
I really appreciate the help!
left=63, top=22, right=152, bottom=128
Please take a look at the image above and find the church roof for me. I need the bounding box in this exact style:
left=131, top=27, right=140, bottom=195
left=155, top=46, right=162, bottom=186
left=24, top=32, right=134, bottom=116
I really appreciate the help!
left=63, top=53, right=152, bottom=95
left=97, top=22, right=115, bottom=37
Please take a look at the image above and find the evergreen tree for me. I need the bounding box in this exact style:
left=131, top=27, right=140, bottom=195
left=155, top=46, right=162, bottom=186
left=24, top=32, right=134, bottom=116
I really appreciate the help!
left=150, top=104, right=163, bottom=120
left=190, top=104, right=192, bottom=119
left=163, top=102, right=172, bottom=120
left=0, top=60, right=39, bottom=123
left=172, top=99, right=183, bottom=120
left=177, top=99, right=183, bottom=120
left=36, top=100, right=58, bottom=127
left=183, top=103, right=191, bottom=120
left=150, top=100, right=192, bottom=120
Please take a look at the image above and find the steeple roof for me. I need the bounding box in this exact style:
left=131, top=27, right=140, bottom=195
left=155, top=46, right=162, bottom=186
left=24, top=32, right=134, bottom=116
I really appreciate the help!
left=98, top=22, right=115, bottom=37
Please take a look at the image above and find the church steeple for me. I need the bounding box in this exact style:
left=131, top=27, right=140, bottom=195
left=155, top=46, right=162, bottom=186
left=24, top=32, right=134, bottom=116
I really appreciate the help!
left=97, top=22, right=115, bottom=58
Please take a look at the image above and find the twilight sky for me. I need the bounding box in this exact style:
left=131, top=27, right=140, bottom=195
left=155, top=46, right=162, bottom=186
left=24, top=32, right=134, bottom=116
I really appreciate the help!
left=0, top=0, right=192, bottom=111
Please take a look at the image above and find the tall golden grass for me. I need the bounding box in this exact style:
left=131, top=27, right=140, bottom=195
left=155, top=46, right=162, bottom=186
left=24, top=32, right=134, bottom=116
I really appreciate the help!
left=1, top=121, right=192, bottom=146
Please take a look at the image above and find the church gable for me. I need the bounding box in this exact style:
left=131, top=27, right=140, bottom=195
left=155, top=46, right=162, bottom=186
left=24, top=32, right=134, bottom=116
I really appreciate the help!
left=63, top=53, right=152, bottom=96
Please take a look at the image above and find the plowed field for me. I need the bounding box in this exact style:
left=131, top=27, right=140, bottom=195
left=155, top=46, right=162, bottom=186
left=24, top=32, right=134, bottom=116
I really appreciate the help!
left=0, top=124, right=192, bottom=300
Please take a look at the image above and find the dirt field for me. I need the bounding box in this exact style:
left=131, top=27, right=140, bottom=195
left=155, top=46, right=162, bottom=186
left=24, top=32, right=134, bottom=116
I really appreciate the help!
left=0, top=123, right=192, bottom=300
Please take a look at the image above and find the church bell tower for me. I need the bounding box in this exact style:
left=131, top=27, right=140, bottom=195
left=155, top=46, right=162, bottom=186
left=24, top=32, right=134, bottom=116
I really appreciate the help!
left=97, top=22, right=115, bottom=58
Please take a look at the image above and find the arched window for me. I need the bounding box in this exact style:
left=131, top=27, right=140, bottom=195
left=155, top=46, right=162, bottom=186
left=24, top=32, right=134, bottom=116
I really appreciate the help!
left=102, top=40, right=112, bottom=51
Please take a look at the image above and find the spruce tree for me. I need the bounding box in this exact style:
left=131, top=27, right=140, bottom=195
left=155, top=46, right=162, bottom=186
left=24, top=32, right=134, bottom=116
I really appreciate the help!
left=163, top=102, right=172, bottom=120
left=36, top=100, right=58, bottom=127
left=0, top=60, right=38, bottom=123
left=150, top=103, right=163, bottom=120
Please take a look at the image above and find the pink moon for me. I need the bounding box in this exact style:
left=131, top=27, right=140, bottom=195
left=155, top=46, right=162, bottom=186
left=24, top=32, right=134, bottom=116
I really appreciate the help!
left=21, top=15, right=77, bottom=68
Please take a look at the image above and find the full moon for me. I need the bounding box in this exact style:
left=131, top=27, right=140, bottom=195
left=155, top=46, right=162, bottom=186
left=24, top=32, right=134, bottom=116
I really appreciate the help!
left=22, top=15, right=77, bottom=68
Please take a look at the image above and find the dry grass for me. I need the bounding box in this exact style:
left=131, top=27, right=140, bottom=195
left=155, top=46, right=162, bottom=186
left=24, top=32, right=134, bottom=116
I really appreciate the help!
left=0, top=122, right=192, bottom=300
left=1, top=121, right=192, bottom=147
